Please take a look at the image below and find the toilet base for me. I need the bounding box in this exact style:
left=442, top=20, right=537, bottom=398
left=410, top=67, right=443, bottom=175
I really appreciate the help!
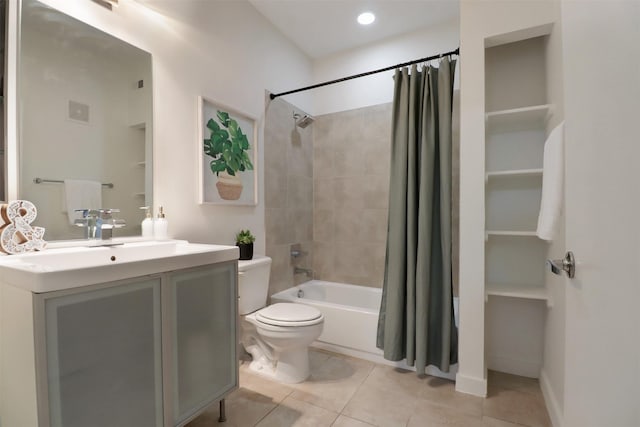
left=246, top=346, right=310, bottom=384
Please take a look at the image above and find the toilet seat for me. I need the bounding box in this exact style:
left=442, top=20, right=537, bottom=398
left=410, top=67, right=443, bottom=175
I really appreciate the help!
left=255, top=303, right=323, bottom=327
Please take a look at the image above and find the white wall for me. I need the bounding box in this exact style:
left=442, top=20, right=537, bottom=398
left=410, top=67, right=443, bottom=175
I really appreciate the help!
left=458, top=0, right=558, bottom=397
left=26, top=0, right=314, bottom=251
left=311, top=18, right=459, bottom=115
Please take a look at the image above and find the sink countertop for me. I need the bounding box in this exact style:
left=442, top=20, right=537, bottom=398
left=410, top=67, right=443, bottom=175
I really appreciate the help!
left=0, top=240, right=239, bottom=293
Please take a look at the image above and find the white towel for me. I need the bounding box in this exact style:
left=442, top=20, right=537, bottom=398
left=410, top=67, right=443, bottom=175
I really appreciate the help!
left=64, top=179, right=102, bottom=225
left=536, top=121, right=565, bottom=241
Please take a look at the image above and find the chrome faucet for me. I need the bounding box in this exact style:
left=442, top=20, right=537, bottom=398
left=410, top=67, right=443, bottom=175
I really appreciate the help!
left=293, top=266, right=313, bottom=278
left=74, top=209, right=126, bottom=241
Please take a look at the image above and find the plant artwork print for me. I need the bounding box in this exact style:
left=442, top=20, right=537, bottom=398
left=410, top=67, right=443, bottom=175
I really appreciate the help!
left=199, top=97, right=257, bottom=205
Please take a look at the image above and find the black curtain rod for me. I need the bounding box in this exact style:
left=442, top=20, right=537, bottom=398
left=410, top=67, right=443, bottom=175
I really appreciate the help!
left=269, top=47, right=459, bottom=100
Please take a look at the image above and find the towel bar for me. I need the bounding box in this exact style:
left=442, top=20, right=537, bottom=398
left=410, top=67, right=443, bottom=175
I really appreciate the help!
left=33, top=178, right=114, bottom=189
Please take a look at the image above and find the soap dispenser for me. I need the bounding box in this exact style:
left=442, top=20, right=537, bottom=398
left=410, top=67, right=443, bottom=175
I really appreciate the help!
left=154, top=206, right=168, bottom=240
left=140, top=206, right=154, bottom=239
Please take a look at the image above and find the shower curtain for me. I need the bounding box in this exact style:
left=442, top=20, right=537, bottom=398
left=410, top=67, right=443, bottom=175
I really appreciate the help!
left=376, top=57, right=457, bottom=375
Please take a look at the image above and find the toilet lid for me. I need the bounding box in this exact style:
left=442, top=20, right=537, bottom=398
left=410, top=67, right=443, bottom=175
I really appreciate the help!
left=256, top=303, right=323, bottom=327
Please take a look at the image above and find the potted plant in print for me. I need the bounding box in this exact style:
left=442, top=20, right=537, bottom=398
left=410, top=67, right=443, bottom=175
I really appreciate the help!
left=203, top=110, right=254, bottom=200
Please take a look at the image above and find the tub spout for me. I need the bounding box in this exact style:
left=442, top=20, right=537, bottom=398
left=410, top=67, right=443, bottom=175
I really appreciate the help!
left=293, top=266, right=313, bottom=278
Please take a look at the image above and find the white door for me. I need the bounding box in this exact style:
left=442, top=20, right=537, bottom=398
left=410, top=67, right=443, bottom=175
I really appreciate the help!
left=561, top=1, right=640, bottom=426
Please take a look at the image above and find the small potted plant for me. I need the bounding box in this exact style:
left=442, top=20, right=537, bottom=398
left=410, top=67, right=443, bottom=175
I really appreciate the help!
left=203, top=110, right=254, bottom=200
left=235, top=229, right=255, bottom=260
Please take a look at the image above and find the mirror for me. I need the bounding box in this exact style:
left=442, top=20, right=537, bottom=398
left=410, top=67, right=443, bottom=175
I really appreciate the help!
left=18, top=0, right=152, bottom=240
left=0, top=1, right=5, bottom=202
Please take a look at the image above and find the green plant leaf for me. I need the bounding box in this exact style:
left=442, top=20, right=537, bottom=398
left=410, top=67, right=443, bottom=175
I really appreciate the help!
left=210, top=159, right=226, bottom=175
left=206, top=118, right=220, bottom=132
left=203, top=138, right=213, bottom=156
left=222, top=153, right=231, bottom=167
left=228, top=157, right=240, bottom=172
left=231, top=144, right=241, bottom=155
left=241, top=152, right=254, bottom=170
left=228, top=119, right=239, bottom=138
left=211, top=129, right=229, bottom=145
left=240, top=134, right=249, bottom=150
left=217, top=111, right=230, bottom=127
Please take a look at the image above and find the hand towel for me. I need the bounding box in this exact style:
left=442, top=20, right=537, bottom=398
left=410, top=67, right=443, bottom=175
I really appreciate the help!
left=536, top=121, right=564, bottom=241
left=64, top=179, right=102, bottom=225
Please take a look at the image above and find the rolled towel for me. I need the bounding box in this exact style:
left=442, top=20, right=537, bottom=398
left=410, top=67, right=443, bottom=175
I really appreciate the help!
left=536, top=121, right=564, bottom=241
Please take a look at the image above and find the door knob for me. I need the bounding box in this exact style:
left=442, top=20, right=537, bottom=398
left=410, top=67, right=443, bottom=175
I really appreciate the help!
left=547, top=251, right=575, bottom=278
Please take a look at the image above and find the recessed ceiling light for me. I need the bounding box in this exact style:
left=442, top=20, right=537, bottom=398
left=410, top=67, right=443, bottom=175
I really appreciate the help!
left=357, top=12, right=375, bottom=26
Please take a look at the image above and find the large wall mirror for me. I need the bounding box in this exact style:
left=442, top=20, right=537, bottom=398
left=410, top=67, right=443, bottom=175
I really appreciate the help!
left=18, top=0, right=152, bottom=241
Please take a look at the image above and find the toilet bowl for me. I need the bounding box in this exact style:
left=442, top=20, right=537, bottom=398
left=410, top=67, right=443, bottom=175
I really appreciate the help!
left=238, top=257, right=324, bottom=383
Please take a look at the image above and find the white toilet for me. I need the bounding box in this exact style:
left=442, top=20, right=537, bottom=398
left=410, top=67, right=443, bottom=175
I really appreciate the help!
left=238, top=256, right=324, bottom=383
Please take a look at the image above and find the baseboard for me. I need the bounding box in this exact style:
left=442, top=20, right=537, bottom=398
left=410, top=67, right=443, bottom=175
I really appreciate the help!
left=455, top=372, right=487, bottom=397
left=311, top=341, right=457, bottom=381
left=539, top=369, right=563, bottom=427
left=487, top=354, right=541, bottom=378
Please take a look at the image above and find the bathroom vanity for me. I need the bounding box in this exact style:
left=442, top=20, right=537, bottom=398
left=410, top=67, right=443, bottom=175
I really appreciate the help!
left=0, top=240, right=238, bottom=427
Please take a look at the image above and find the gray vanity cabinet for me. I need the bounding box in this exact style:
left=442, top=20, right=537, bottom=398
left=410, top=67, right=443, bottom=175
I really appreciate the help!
left=37, top=278, right=164, bottom=427
left=6, top=261, right=239, bottom=427
left=166, top=263, right=238, bottom=426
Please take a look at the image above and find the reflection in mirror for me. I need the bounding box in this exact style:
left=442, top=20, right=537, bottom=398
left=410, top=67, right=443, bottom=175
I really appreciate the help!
left=0, top=0, right=5, bottom=202
left=19, top=0, right=152, bottom=240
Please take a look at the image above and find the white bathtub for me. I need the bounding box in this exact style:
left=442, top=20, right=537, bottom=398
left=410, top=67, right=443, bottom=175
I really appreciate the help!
left=271, top=280, right=459, bottom=380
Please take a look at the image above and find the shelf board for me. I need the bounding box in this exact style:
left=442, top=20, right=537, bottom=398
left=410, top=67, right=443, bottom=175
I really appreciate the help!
left=486, top=168, right=543, bottom=181
left=486, top=104, right=552, bottom=132
left=486, top=230, right=538, bottom=238
left=130, top=122, right=146, bottom=130
left=486, top=282, right=551, bottom=306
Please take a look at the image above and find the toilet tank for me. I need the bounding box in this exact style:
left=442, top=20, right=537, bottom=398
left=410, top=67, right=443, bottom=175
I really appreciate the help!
left=237, top=256, right=272, bottom=315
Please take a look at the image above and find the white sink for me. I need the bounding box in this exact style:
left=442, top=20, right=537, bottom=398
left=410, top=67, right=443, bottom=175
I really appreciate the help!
left=0, top=240, right=239, bottom=293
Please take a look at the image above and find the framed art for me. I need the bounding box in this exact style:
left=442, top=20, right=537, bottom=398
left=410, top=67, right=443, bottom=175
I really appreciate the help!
left=198, top=96, right=258, bottom=205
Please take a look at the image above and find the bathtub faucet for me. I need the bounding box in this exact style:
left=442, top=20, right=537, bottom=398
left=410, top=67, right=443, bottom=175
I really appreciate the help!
left=293, top=266, right=313, bottom=278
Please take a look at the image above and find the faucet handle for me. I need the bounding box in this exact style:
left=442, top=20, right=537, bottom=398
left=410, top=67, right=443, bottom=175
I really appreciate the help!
left=99, top=208, right=120, bottom=214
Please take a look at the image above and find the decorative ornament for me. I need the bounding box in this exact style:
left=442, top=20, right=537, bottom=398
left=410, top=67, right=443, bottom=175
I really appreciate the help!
left=0, top=200, right=47, bottom=255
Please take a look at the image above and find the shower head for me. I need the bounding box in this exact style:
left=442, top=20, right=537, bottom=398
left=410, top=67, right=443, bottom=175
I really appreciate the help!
left=293, top=112, right=314, bottom=128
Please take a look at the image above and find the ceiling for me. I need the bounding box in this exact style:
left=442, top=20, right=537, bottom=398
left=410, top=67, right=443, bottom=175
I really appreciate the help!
left=247, top=0, right=459, bottom=59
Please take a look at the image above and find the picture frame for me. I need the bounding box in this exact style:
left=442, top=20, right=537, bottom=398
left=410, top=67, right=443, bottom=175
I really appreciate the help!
left=198, top=96, right=258, bottom=205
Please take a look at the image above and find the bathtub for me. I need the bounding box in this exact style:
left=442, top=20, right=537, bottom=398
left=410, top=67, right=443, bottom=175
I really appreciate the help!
left=271, top=280, right=459, bottom=380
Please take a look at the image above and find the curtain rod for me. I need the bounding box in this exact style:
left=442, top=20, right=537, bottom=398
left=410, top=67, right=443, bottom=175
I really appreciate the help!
left=269, top=47, right=459, bottom=100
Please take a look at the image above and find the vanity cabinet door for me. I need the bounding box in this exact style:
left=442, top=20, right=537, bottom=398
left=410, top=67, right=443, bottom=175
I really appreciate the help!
left=40, top=278, right=163, bottom=427
left=168, top=262, right=237, bottom=426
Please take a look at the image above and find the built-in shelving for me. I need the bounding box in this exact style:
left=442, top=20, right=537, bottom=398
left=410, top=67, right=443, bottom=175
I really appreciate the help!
left=485, top=104, right=552, bottom=132
left=484, top=35, right=552, bottom=378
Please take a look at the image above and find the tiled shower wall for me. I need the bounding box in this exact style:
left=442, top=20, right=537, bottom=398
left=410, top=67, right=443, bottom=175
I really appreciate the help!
left=265, top=97, right=459, bottom=295
left=312, top=104, right=392, bottom=288
left=264, top=97, right=314, bottom=298
left=312, top=100, right=460, bottom=293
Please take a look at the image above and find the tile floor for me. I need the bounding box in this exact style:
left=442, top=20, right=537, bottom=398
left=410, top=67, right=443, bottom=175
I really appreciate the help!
left=188, top=349, right=551, bottom=427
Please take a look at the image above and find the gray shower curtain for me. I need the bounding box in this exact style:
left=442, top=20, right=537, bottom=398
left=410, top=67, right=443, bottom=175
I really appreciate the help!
left=376, top=58, right=457, bottom=375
